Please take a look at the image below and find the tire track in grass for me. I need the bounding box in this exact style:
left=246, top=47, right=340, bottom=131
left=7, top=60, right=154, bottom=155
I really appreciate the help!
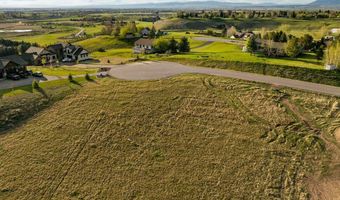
left=40, top=86, right=116, bottom=200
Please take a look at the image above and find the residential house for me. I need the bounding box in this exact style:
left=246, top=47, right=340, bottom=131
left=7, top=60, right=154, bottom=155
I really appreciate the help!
left=0, top=55, right=28, bottom=78
left=140, top=27, right=151, bottom=37
left=25, top=46, right=57, bottom=65
left=74, top=29, right=87, bottom=38
left=47, top=43, right=67, bottom=61
left=64, top=44, right=90, bottom=62
left=133, top=38, right=155, bottom=54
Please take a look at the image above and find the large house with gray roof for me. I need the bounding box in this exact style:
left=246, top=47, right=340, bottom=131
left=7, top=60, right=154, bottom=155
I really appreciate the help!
left=0, top=55, right=28, bottom=78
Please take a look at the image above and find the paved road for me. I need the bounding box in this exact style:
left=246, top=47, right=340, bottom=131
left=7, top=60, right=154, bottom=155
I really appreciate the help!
left=109, top=61, right=340, bottom=97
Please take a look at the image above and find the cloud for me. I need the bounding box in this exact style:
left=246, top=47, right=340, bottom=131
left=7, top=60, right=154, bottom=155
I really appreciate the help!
left=0, top=0, right=315, bottom=8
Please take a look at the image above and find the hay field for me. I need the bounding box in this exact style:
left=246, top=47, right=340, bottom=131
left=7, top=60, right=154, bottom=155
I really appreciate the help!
left=0, top=75, right=339, bottom=199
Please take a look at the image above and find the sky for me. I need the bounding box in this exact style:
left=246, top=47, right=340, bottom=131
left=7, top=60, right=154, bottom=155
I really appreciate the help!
left=0, top=0, right=316, bottom=8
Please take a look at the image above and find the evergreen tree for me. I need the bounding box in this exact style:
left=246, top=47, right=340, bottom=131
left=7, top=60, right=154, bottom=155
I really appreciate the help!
left=168, top=37, right=178, bottom=53
left=246, top=37, right=257, bottom=54
left=178, top=37, right=190, bottom=53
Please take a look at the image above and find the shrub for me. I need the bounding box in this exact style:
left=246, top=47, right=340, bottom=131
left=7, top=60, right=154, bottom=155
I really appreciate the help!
left=68, top=74, right=73, bottom=82
left=85, top=73, right=91, bottom=81
left=32, top=80, right=40, bottom=89
left=98, top=48, right=106, bottom=52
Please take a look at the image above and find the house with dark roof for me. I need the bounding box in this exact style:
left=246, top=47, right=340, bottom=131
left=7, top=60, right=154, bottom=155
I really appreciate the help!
left=47, top=43, right=67, bottom=61
left=0, top=55, right=28, bottom=78
left=25, top=46, right=57, bottom=65
left=133, top=38, right=155, bottom=54
left=64, top=44, right=90, bottom=62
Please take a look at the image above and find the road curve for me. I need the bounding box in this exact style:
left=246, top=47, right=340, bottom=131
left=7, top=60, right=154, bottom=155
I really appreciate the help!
left=109, top=61, right=340, bottom=97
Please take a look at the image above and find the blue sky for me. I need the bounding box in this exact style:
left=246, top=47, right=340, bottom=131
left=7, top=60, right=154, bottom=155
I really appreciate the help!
left=1, top=0, right=315, bottom=8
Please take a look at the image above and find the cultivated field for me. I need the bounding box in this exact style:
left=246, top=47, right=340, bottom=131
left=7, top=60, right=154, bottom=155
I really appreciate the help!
left=0, top=75, right=339, bottom=199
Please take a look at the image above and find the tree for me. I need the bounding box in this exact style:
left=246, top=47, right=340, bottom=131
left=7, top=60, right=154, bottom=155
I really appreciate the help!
left=168, top=37, right=178, bottom=53
left=299, top=34, right=314, bottom=50
left=150, top=26, right=156, bottom=38
left=285, top=38, right=303, bottom=58
left=325, top=42, right=340, bottom=68
left=246, top=37, right=257, bottom=54
left=153, top=38, right=170, bottom=53
left=113, top=24, right=121, bottom=37
left=227, top=26, right=237, bottom=38
left=178, top=37, right=190, bottom=53
left=41, top=56, right=47, bottom=66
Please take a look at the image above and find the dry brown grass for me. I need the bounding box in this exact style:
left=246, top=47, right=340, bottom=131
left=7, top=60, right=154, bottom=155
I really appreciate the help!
left=0, top=75, right=339, bottom=199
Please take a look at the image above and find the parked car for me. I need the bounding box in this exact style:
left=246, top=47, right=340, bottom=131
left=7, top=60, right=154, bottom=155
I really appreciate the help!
left=26, top=70, right=33, bottom=76
left=18, top=72, right=28, bottom=79
left=32, top=71, right=44, bottom=77
left=62, top=58, right=73, bottom=62
left=6, top=74, right=21, bottom=80
left=97, top=67, right=110, bottom=78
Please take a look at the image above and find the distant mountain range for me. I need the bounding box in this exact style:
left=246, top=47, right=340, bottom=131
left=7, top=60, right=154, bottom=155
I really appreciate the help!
left=309, top=0, right=340, bottom=6
left=87, top=0, right=339, bottom=10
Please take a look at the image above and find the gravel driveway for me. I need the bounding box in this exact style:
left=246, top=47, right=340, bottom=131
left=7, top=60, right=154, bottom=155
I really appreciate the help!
left=109, top=61, right=340, bottom=97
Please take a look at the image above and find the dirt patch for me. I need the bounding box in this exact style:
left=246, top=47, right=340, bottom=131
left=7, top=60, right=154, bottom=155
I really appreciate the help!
left=335, top=128, right=340, bottom=143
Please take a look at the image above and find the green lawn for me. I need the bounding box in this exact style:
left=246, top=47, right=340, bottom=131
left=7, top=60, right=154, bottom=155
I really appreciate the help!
left=156, top=41, right=323, bottom=69
left=75, top=36, right=133, bottom=52
left=28, top=66, right=97, bottom=76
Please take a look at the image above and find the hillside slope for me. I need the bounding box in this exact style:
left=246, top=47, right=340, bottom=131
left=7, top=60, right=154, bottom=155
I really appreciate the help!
left=0, top=75, right=339, bottom=199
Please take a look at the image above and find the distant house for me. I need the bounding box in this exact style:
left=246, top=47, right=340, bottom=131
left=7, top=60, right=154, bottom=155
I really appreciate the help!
left=140, top=27, right=151, bottom=37
left=64, top=44, right=90, bottom=62
left=25, top=46, right=57, bottom=65
left=243, top=32, right=255, bottom=39
left=125, top=33, right=136, bottom=39
left=230, top=32, right=244, bottom=39
left=133, top=38, right=155, bottom=54
left=74, top=29, right=87, bottom=38
left=325, top=64, right=337, bottom=71
left=0, top=55, right=28, bottom=78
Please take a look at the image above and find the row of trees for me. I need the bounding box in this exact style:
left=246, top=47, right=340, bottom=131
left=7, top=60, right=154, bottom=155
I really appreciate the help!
left=101, top=21, right=162, bottom=39
left=177, top=10, right=340, bottom=20
left=0, top=39, right=33, bottom=57
left=246, top=31, right=329, bottom=59
left=153, top=37, right=190, bottom=54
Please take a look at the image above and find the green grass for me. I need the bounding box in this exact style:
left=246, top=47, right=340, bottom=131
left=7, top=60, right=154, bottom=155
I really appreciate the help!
left=0, top=75, right=338, bottom=199
left=75, top=36, right=133, bottom=52
left=28, top=66, right=97, bottom=76
left=155, top=17, right=340, bottom=39
left=91, top=48, right=132, bottom=58
left=163, top=41, right=323, bottom=69
left=7, top=25, right=104, bottom=46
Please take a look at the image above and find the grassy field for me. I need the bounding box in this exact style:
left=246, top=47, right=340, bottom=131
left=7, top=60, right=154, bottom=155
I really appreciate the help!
left=162, top=41, right=323, bottom=69
left=28, top=66, right=97, bottom=76
left=0, top=75, right=339, bottom=199
left=0, top=76, right=93, bottom=131
left=75, top=36, right=133, bottom=52
left=155, top=18, right=340, bottom=39
left=6, top=25, right=104, bottom=46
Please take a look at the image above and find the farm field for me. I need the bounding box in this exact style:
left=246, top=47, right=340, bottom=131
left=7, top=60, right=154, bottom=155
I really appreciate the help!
left=0, top=75, right=339, bottom=199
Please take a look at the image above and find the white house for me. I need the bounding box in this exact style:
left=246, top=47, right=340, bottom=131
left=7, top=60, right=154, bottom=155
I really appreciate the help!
left=64, top=44, right=90, bottom=62
left=325, top=64, right=337, bottom=71
left=133, top=38, right=155, bottom=54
